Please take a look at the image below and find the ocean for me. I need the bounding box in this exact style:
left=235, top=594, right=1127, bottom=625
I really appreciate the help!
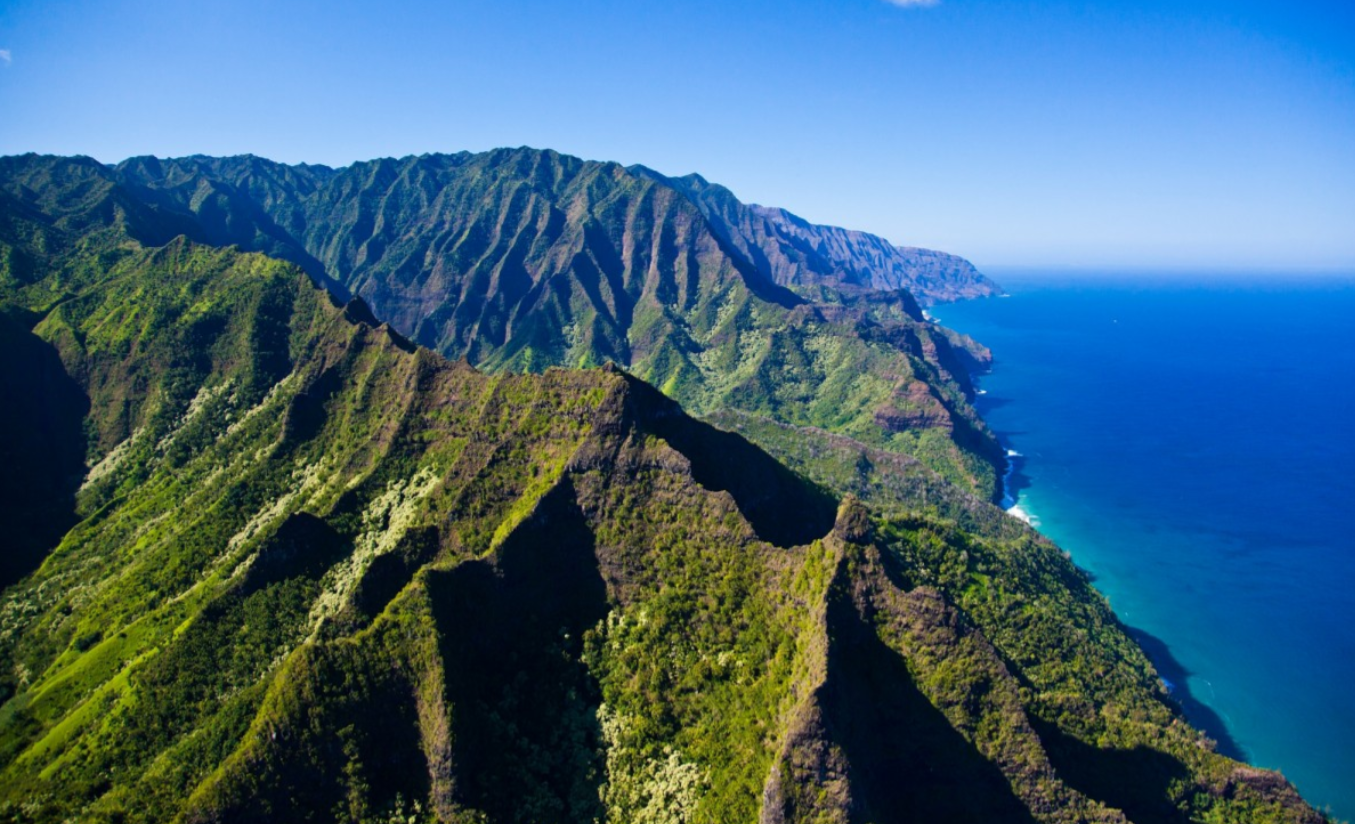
left=935, top=272, right=1355, bottom=820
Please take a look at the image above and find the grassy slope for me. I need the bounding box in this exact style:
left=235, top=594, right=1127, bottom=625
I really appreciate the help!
left=0, top=156, right=1328, bottom=824
left=109, top=149, right=1004, bottom=498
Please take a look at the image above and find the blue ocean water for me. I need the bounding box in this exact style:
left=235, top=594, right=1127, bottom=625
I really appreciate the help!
left=936, top=273, right=1355, bottom=820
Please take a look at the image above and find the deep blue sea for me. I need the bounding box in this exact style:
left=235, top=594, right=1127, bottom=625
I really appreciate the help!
left=936, top=273, right=1355, bottom=821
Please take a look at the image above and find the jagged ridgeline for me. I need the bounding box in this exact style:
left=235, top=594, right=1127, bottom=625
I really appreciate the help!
left=13, top=149, right=1004, bottom=499
left=0, top=154, right=1327, bottom=824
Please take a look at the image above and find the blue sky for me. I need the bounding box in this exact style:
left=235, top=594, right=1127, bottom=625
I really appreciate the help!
left=1, top=0, right=1352, bottom=270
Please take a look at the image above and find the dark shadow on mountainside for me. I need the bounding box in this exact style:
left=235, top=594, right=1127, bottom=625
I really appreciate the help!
left=621, top=372, right=838, bottom=549
left=1031, top=716, right=1192, bottom=824
left=0, top=309, right=89, bottom=589
left=427, top=480, right=608, bottom=822
left=1128, top=625, right=1247, bottom=760
left=821, top=585, right=1038, bottom=824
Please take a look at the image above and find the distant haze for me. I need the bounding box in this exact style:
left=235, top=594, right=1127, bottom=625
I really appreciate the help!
left=0, top=0, right=1351, bottom=271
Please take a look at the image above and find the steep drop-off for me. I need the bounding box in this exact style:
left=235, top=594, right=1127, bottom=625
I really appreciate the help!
left=630, top=166, right=1001, bottom=304
left=98, top=149, right=1004, bottom=497
left=0, top=157, right=1328, bottom=823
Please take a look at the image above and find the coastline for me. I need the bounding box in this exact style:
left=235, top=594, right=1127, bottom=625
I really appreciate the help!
left=957, top=304, right=1257, bottom=773
left=954, top=341, right=1034, bottom=528
left=935, top=303, right=1036, bottom=528
left=999, top=448, right=1036, bottom=526
left=937, top=277, right=1355, bottom=820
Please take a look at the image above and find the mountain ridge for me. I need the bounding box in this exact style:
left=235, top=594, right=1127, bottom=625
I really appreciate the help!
left=628, top=164, right=1000, bottom=304
left=5, top=149, right=1007, bottom=500
left=0, top=150, right=1329, bottom=824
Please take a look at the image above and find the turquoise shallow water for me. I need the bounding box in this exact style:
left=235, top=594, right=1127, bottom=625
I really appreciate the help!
left=936, top=273, right=1355, bottom=820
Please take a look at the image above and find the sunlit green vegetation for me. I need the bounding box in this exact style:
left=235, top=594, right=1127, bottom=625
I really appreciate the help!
left=0, top=153, right=1327, bottom=824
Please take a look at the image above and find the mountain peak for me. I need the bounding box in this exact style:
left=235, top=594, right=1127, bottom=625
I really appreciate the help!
left=0, top=150, right=1324, bottom=824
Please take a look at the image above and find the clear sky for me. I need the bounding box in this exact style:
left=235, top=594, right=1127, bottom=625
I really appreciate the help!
left=1, top=0, right=1352, bottom=271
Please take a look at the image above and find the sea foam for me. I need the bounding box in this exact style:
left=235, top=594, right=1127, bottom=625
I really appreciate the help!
left=1006, top=503, right=1037, bottom=525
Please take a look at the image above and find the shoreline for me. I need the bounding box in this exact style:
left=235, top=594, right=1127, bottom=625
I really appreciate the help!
left=940, top=280, right=1355, bottom=820
left=999, top=448, right=1036, bottom=525
left=964, top=356, right=1036, bottom=527
left=972, top=356, right=1252, bottom=765
left=942, top=301, right=1034, bottom=529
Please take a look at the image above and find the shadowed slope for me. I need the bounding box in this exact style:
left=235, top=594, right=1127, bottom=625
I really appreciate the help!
left=0, top=309, right=88, bottom=589
left=608, top=368, right=837, bottom=549
left=102, top=149, right=1005, bottom=497
left=817, top=575, right=1039, bottom=824
left=0, top=155, right=1329, bottom=824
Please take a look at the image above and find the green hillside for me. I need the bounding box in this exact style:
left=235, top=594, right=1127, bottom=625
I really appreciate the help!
left=0, top=153, right=1328, bottom=824
left=104, top=149, right=1004, bottom=498
left=629, top=166, right=1001, bottom=303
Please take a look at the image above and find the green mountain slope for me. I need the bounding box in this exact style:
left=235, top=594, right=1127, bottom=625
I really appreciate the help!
left=0, top=158, right=1327, bottom=824
left=102, top=149, right=1004, bottom=498
left=630, top=166, right=1002, bottom=305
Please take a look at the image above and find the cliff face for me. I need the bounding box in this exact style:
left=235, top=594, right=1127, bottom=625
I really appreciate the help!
left=0, top=153, right=1328, bottom=824
left=7, top=150, right=1007, bottom=500
left=631, top=166, right=1002, bottom=304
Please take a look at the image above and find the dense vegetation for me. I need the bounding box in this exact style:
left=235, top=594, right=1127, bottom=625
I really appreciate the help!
left=629, top=166, right=1001, bottom=303
left=0, top=152, right=1329, bottom=823
left=21, top=148, right=1004, bottom=498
